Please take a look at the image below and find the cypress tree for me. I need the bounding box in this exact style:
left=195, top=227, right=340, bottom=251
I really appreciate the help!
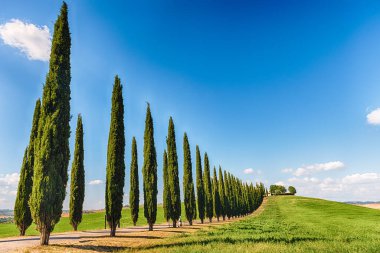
left=183, top=133, right=196, bottom=225
left=203, top=153, right=213, bottom=222
left=223, top=170, right=231, bottom=219
left=69, top=115, right=85, bottom=231
left=166, top=117, right=181, bottom=227
left=162, top=149, right=171, bottom=224
left=129, top=137, right=139, bottom=226
left=212, top=167, right=221, bottom=221
left=195, top=146, right=205, bottom=224
left=218, top=166, right=226, bottom=220
left=105, top=75, right=125, bottom=237
left=143, top=104, right=157, bottom=231
left=29, top=2, right=71, bottom=245
left=14, top=99, right=40, bottom=236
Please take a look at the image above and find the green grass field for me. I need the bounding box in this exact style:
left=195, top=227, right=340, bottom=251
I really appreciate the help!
left=133, top=196, right=380, bottom=253
left=0, top=204, right=170, bottom=238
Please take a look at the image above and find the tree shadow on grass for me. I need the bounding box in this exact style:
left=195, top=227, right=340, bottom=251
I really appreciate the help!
left=138, top=235, right=326, bottom=251
left=53, top=244, right=130, bottom=252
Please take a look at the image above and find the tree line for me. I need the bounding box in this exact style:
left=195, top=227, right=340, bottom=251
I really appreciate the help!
left=13, top=2, right=265, bottom=245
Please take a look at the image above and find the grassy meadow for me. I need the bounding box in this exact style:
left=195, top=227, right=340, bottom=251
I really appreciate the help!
left=0, top=204, right=170, bottom=238
left=131, top=196, right=380, bottom=253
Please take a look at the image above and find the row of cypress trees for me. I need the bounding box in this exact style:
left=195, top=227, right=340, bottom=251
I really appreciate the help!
left=13, top=1, right=265, bottom=243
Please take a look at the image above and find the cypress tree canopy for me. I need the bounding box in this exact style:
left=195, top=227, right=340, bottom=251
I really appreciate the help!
left=218, top=166, right=226, bottom=220
left=69, top=114, right=85, bottom=231
left=143, top=104, right=157, bottom=231
left=129, top=137, right=139, bottom=226
left=14, top=99, right=40, bottom=236
left=166, top=117, right=181, bottom=227
left=183, top=133, right=196, bottom=225
left=105, top=75, right=125, bottom=237
left=203, top=153, right=213, bottom=222
left=195, top=145, right=205, bottom=224
left=29, top=2, right=71, bottom=245
left=163, top=149, right=171, bottom=223
left=212, top=167, right=221, bottom=221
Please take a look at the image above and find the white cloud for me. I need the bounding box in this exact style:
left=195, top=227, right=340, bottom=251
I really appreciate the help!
left=243, top=168, right=254, bottom=174
left=367, top=108, right=380, bottom=125
left=0, top=173, right=20, bottom=209
left=281, top=168, right=293, bottom=173
left=275, top=181, right=285, bottom=186
left=293, top=161, right=344, bottom=176
left=89, top=179, right=103, bottom=185
left=0, top=19, right=51, bottom=61
left=283, top=172, right=380, bottom=201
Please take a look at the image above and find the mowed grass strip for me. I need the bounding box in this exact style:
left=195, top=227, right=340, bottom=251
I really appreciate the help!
left=131, top=196, right=380, bottom=253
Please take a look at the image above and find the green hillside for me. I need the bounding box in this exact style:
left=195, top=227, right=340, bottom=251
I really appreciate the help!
left=135, top=196, right=380, bottom=253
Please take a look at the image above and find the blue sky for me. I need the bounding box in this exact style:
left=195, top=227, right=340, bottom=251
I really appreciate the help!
left=1, top=0, right=380, bottom=209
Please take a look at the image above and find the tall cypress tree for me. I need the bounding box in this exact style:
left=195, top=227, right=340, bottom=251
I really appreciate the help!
left=105, top=76, right=125, bottom=237
left=162, top=149, right=171, bottom=224
left=129, top=137, right=139, bottom=226
left=29, top=2, right=71, bottom=245
left=212, top=167, right=221, bottom=221
left=203, top=153, right=213, bottom=222
left=166, top=117, right=181, bottom=227
left=195, top=146, right=205, bottom=224
left=143, top=104, right=157, bottom=231
left=14, top=99, right=40, bottom=236
left=183, top=133, right=196, bottom=225
left=69, top=115, right=85, bottom=231
left=223, top=170, right=231, bottom=219
left=218, top=166, right=226, bottom=221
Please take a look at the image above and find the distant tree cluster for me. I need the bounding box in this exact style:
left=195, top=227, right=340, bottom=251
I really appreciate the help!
left=13, top=2, right=266, bottom=245
left=269, top=185, right=297, bottom=195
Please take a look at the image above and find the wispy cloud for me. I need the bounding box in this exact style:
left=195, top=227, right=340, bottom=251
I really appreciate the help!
left=0, top=19, right=51, bottom=61
left=243, top=168, right=254, bottom=174
left=283, top=161, right=344, bottom=177
left=89, top=179, right=103, bottom=185
left=0, top=172, right=20, bottom=208
left=367, top=108, right=380, bottom=125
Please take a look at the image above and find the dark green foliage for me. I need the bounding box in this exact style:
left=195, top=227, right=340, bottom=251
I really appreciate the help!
left=212, top=167, right=221, bottom=221
left=203, top=153, right=213, bottom=222
left=143, top=104, right=157, bottom=231
left=129, top=137, right=139, bottom=226
left=270, top=185, right=286, bottom=195
left=14, top=99, right=40, bottom=236
left=183, top=133, right=196, bottom=225
left=166, top=117, right=181, bottom=227
left=195, top=146, right=205, bottom=223
left=69, top=115, right=85, bottom=231
left=288, top=186, right=297, bottom=195
left=223, top=170, right=231, bottom=219
left=162, top=149, right=171, bottom=223
left=105, top=76, right=125, bottom=237
left=218, top=167, right=226, bottom=220
left=29, top=2, right=71, bottom=245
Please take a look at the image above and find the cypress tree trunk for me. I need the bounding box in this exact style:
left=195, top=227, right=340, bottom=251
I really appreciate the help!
left=166, top=117, right=181, bottom=228
left=14, top=99, right=40, bottom=236
left=143, top=104, right=157, bottom=231
left=69, top=115, right=85, bottom=231
left=29, top=3, right=71, bottom=245
left=105, top=76, right=125, bottom=237
left=163, top=150, right=171, bottom=224
left=183, top=133, right=196, bottom=225
left=203, top=153, right=213, bottom=223
left=129, top=137, right=139, bottom=226
left=195, top=146, right=205, bottom=224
